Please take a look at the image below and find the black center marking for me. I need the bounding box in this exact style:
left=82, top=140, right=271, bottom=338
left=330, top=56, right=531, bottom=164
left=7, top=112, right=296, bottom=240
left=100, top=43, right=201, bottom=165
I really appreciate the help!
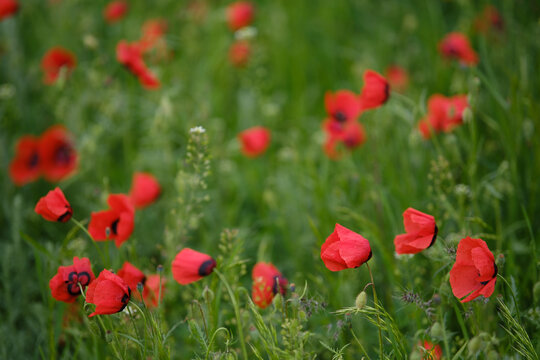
left=110, top=219, right=120, bottom=235
left=198, top=259, right=216, bottom=276
left=333, top=111, right=347, bottom=122
left=428, top=225, right=438, bottom=248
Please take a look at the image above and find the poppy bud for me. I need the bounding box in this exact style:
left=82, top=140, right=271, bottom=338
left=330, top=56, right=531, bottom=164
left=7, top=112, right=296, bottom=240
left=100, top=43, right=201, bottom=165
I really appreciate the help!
left=430, top=322, right=444, bottom=340
left=86, top=269, right=131, bottom=317
left=35, top=187, right=73, bottom=222
left=202, top=286, right=214, bottom=302
left=172, top=248, right=216, bottom=285
left=298, top=310, right=307, bottom=321
left=272, top=292, right=282, bottom=309
left=486, top=350, right=499, bottom=360
left=468, top=336, right=484, bottom=355
left=320, top=224, right=372, bottom=271
left=355, top=291, right=367, bottom=309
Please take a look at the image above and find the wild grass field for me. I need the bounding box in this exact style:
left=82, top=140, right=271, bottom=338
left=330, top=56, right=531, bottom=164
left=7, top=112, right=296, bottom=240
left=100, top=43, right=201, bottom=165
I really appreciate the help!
left=1, top=0, right=539, bottom=359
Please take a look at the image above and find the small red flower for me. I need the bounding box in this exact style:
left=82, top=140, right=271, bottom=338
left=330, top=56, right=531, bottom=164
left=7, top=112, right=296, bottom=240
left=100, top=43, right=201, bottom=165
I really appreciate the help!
left=323, top=121, right=366, bottom=160
left=474, top=5, right=504, bottom=34
left=0, top=0, right=18, bottom=21
left=35, top=187, right=73, bottom=222
left=438, top=32, right=479, bottom=66
left=229, top=40, right=250, bottom=67
left=39, top=125, right=77, bottom=182
left=103, top=1, right=128, bottom=23
left=49, top=257, right=95, bottom=303
left=117, top=261, right=146, bottom=296
left=238, top=126, right=271, bottom=158
left=41, top=47, right=77, bottom=85
left=86, top=269, right=131, bottom=317
left=418, top=94, right=468, bottom=139
left=9, top=135, right=41, bottom=186
left=138, top=19, right=168, bottom=54
left=171, top=248, right=216, bottom=285
left=418, top=340, right=442, bottom=360
left=324, top=90, right=361, bottom=132
left=321, top=224, right=372, bottom=271
left=449, top=237, right=497, bottom=302
left=358, top=70, right=390, bottom=111
left=226, top=1, right=254, bottom=31
left=143, top=274, right=165, bottom=308
left=88, top=194, right=135, bottom=248
left=129, top=172, right=161, bottom=209
left=385, top=65, right=409, bottom=93
left=394, top=208, right=437, bottom=255
left=252, top=262, right=287, bottom=309
left=116, top=40, right=161, bottom=90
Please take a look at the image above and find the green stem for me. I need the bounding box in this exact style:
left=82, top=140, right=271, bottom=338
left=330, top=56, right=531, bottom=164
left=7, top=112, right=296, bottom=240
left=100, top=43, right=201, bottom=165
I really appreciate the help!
left=498, top=274, right=521, bottom=321
left=70, top=218, right=108, bottom=267
left=213, top=269, right=248, bottom=360
left=366, top=263, right=384, bottom=360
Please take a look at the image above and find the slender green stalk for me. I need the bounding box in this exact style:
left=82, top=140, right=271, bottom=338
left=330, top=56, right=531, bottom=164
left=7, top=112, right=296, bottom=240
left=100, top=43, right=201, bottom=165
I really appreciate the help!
left=498, top=274, right=521, bottom=321
left=366, top=263, right=383, bottom=360
left=70, top=218, right=108, bottom=267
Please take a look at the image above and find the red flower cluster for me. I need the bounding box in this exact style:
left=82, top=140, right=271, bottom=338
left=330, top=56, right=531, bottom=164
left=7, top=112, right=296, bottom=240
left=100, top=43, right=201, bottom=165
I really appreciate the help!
left=322, top=70, right=389, bottom=159
left=35, top=187, right=72, bottom=223
left=251, top=262, right=288, bottom=309
left=116, top=40, right=160, bottom=90
left=117, top=261, right=165, bottom=308
left=86, top=269, right=131, bottom=317
left=0, top=0, right=18, bottom=21
left=172, top=248, right=216, bottom=285
left=394, top=208, right=437, bottom=255
left=226, top=1, right=254, bottom=31
left=321, top=224, right=372, bottom=271
left=9, top=125, right=77, bottom=186
left=41, top=47, right=77, bottom=85
left=103, top=0, right=128, bottom=23
left=49, top=257, right=95, bottom=303
left=238, top=126, right=271, bottom=158
left=418, top=94, right=468, bottom=139
left=438, top=32, right=478, bottom=66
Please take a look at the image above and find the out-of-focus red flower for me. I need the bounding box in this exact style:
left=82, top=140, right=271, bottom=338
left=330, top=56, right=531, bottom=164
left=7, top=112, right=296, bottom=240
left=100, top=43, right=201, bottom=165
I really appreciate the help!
left=238, top=126, right=271, bottom=158
left=438, top=32, right=478, bottom=66
left=9, top=135, right=41, bottom=186
left=117, top=261, right=146, bottom=297
left=171, top=248, right=216, bottom=285
left=41, top=47, right=76, bottom=85
left=474, top=5, right=504, bottom=34
left=229, top=40, right=250, bottom=67
left=449, top=237, right=497, bottom=302
left=323, top=121, right=366, bottom=160
left=129, top=172, right=161, bottom=209
left=358, top=70, right=389, bottom=111
left=394, top=208, right=437, bottom=255
left=0, top=0, right=18, bottom=21
left=321, top=224, right=372, bottom=271
left=35, top=187, right=72, bottom=222
left=143, top=274, right=165, bottom=308
left=226, top=1, right=254, bottom=31
left=418, top=340, right=442, bottom=360
left=385, top=65, right=409, bottom=93
left=49, top=257, right=95, bottom=303
left=324, top=90, right=361, bottom=135
left=88, top=194, right=135, bottom=248
left=39, top=125, right=77, bottom=182
left=103, top=1, right=128, bottom=23
left=86, top=269, right=131, bottom=317
left=116, top=40, right=161, bottom=90
left=418, top=94, right=468, bottom=139
left=252, top=262, right=287, bottom=309
left=138, top=19, right=168, bottom=54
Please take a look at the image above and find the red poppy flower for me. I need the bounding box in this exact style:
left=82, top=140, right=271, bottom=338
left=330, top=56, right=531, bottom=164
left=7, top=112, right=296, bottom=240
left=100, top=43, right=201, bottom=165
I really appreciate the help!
left=358, top=70, right=389, bottom=111
left=324, top=90, right=361, bottom=134
left=252, top=262, right=288, bottom=309
left=117, top=261, right=146, bottom=296
left=418, top=340, right=442, bottom=360
left=138, top=19, right=168, bottom=54
left=321, top=224, right=372, bottom=271
left=418, top=94, right=468, bottom=139
left=385, top=65, right=409, bottom=93
left=226, top=1, right=254, bottom=31
left=143, top=274, right=165, bottom=308
left=438, top=32, right=479, bottom=66
left=86, top=269, right=131, bottom=317
left=474, top=5, right=504, bottom=34
left=49, top=257, right=95, bottom=303
left=9, top=135, right=41, bottom=186
left=229, top=40, right=250, bottom=67
left=0, top=0, right=18, bottom=21
left=449, top=237, right=497, bottom=303
left=103, top=1, right=128, bottom=23
left=129, top=172, right=161, bottom=209
left=116, top=40, right=161, bottom=90
left=238, top=126, right=271, bottom=158
left=39, top=125, right=77, bottom=182
left=35, top=187, right=72, bottom=222
left=41, top=47, right=76, bottom=85
left=88, top=194, right=135, bottom=248
left=171, top=248, right=216, bottom=285
left=394, top=208, right=437, bottom=255
left=323, top=121, right=366, bottom=160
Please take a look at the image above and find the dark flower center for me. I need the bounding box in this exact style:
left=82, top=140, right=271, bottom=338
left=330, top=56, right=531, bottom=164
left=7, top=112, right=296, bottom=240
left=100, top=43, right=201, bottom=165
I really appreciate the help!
left=54, top=144, right=72, bottom=165
left=118, top=288, right=131, bottom=313
left=480, top=263, right=498, bottom=285
left=333, top=111, right=347, bottom=122
left=428, top=225, right=438, bottom=248
left=28, top=152, right=39, bottom=169
left=383, top=83, right=390, bottom=103
left=66, top=271, right=91, bottom=295
left=57, top=206, right=73, bottom=222
left=110, top=219, right=120, bottom=235
left=198, top=259, right=217, bottom=276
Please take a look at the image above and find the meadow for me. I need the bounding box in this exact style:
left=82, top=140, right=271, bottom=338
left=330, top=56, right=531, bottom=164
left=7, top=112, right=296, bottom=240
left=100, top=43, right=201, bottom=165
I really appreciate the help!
left=1, top=0, right=539, bottom=359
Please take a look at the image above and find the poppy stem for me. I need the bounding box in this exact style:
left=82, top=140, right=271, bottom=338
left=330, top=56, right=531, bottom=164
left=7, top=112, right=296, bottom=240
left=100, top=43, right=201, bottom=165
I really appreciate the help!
left=213, top=268, right=248, bottom=360
left=366, top=263, right=384, bottom=359
left=70, top=218, right=108, bottom=267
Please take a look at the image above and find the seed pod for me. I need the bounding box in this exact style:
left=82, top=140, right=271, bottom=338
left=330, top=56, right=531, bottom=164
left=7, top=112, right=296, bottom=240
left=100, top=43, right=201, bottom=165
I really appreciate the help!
left=355, top=291, right=367, bottom=309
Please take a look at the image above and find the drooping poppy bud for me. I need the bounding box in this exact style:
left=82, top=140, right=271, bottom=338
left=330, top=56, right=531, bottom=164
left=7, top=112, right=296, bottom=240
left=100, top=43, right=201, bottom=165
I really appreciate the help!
left=49, top=257, right=95, bottom=303
left=117, top=261, right=146, bottom=297
left=251, top=262, right=288, bottom=309
left=171, top=248, right=216, bottom=285
left=103, top=1, right=128, bottom=23
left=41, top=47, right=77, bottom=85
left=237, top=126, right=271, bottom=158
left=321, top=224, right=372, bottom=271
left=88, top=194, right=135, bottom=248
left=385, top=65, right=409, bottom=93
left=35, top=187, right=73, bottom=222
left=9, top=135, right=41, bottom=186
left=358, top=70, right=390, bottom=111
left=129, top=172, right=161, bottom=209
left=39, top=125, right=78, bottom=182
left=226, top=1, right=254, bottom=31
left=438, top=32, right=479, bottom=66
left=229, top=40, right=250, bottom=67
left=394, top=208, right=437, bottom=255
left=0, top=0, right=18, bottom=21
left=86, top=269, right=131, bottom=317
left=143, top=274, right=166, bottom=308
left=449, top=237, right=497, bottom=302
